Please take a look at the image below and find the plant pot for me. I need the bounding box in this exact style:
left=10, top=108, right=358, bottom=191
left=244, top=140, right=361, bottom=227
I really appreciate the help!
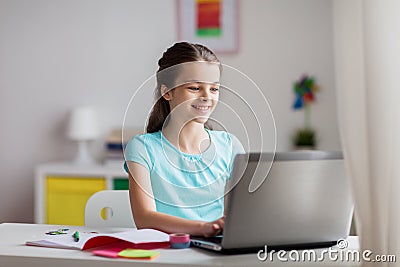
left=292, top=128, right=316, bottom=149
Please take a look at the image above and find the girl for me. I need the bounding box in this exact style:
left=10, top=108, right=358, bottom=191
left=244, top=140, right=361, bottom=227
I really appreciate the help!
left=124, top=42, right=244, bottom=237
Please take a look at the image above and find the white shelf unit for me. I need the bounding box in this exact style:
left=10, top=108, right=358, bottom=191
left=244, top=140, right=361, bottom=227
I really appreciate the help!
left=34, top=162, right=128, bottom=225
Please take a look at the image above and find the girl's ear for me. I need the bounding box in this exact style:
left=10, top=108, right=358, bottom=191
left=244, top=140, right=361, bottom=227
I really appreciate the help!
left=161, top=85, right=172, bottom=101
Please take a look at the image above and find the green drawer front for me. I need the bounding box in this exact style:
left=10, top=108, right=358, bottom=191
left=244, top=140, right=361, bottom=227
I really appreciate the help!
left=113, top=177, right=129, bottom=190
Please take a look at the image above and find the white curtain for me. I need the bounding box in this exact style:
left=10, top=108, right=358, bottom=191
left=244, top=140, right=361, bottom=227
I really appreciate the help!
left=333, top=0, right=400, bottom=266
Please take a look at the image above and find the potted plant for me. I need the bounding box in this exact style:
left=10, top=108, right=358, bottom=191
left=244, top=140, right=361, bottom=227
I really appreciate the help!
left=292, top=74, right=320, bottom=149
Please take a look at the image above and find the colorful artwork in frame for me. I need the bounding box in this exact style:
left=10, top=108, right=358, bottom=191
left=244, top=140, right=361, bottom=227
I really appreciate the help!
left=178, top=0, right=239, bottom=53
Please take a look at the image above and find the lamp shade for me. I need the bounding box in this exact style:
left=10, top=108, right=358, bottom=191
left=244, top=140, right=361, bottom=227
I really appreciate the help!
left=67, top=107, right=99, bottom=141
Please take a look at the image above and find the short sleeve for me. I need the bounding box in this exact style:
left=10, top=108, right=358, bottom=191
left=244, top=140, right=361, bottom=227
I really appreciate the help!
left=228, top=133, right=245, bottom=174
left=124, top=135, right=152, bottom=173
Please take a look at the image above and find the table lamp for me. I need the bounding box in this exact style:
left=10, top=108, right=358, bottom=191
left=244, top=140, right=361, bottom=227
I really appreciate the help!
left=67, top=107, right=99, bottom=165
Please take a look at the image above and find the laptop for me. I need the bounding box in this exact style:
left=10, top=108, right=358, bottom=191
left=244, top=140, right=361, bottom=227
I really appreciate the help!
left=191, top=151, right=354, bottom=254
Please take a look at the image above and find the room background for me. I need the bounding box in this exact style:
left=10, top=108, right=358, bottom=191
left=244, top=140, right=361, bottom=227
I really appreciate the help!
left=0, top=0, right=339, bottom=223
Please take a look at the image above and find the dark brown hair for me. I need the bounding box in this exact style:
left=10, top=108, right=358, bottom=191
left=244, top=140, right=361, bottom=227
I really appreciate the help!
left=146, top=42, right=221, bottom=133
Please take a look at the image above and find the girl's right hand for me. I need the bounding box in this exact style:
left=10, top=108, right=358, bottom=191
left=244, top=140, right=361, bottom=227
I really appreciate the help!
left=200, top=215, right=225, bottom=237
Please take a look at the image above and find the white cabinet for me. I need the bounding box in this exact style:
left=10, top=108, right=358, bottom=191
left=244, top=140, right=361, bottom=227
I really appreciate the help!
left=34, top=162, right=128, bottom=225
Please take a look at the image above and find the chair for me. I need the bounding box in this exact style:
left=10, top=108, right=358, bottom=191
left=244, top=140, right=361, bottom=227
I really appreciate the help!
left=84, top=190, right=136, bottom=228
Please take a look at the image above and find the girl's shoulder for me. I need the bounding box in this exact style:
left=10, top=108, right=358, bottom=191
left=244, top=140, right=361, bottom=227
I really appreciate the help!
left=132, top=131, right=161, bottom=141
left=208, top=130, right=245, bottom=154
left=126, top=131, right=162, bottom=149
left=207, top=129, right=234, bottom=143
left=207, top=130, right=232, bottom=139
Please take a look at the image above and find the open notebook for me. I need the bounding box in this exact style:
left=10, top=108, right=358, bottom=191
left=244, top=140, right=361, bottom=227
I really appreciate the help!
left=25, top=228, right=170, bottom=250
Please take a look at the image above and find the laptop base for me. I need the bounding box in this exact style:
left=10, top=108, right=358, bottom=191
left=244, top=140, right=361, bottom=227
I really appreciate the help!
left=191, top=240, right=337, bottom=255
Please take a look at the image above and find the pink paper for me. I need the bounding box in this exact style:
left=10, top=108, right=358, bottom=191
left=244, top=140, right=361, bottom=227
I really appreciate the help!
left=92, top=240, right=170, bottom=258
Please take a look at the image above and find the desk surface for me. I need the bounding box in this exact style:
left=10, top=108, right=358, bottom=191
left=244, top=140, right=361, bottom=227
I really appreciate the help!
left=0, top=223, right=360, bottom=267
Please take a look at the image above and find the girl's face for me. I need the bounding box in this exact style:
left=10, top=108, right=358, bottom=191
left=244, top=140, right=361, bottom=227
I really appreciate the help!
left=162, top=62, right=220, bottom=125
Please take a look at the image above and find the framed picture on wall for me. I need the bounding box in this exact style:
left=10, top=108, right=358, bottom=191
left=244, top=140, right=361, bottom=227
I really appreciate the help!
left=177, top=0, right=239, bottom=54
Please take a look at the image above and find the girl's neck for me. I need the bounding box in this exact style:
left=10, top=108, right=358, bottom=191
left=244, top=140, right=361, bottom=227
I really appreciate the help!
left=162, top=120, right=210, bottom=155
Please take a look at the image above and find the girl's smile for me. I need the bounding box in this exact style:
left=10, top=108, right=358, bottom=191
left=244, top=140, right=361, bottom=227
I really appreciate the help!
left=191, top=104, right=212, bottom=113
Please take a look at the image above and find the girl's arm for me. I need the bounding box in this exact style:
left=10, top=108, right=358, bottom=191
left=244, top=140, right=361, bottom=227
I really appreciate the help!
left=127, top=161, right=224, bottom=237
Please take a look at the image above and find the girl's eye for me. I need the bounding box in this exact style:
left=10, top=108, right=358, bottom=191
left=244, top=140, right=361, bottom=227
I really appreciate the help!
left=188, top=87, right=200, bottom=91
left=211, top=87, right=219, bottom=92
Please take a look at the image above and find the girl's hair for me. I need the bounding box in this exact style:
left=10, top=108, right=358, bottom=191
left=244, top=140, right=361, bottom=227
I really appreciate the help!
left=146, top=42, right=221, bottom=133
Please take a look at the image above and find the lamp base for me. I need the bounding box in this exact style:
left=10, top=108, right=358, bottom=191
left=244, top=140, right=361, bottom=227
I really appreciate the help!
left=72, top=140, right=97, bottom=165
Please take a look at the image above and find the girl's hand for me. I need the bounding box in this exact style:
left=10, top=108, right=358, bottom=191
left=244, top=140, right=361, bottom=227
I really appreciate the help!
left=200, top=215, right=225, bottom=237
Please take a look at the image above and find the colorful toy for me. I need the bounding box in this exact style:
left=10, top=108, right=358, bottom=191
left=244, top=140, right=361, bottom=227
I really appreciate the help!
left=292, top=74, right=320, bottom=148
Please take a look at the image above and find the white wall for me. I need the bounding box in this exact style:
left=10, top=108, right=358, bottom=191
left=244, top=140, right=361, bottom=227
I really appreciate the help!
left=218, top=0, right=338, bottom=152
left=0, top=0, right=338, bottom=222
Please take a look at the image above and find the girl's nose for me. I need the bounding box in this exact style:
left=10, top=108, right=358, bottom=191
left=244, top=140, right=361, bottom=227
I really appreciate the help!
left=200, top=87, right=212, bottom=99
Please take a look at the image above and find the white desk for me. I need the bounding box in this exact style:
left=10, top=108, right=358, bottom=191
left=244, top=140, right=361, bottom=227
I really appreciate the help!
left=0, top=223, right=360, bottom=267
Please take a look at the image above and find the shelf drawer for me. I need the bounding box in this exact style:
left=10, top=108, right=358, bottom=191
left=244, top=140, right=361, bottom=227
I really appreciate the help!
left=113, top=177, right=129, bottom=190
left=46, top=176, right=106, bottom=225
